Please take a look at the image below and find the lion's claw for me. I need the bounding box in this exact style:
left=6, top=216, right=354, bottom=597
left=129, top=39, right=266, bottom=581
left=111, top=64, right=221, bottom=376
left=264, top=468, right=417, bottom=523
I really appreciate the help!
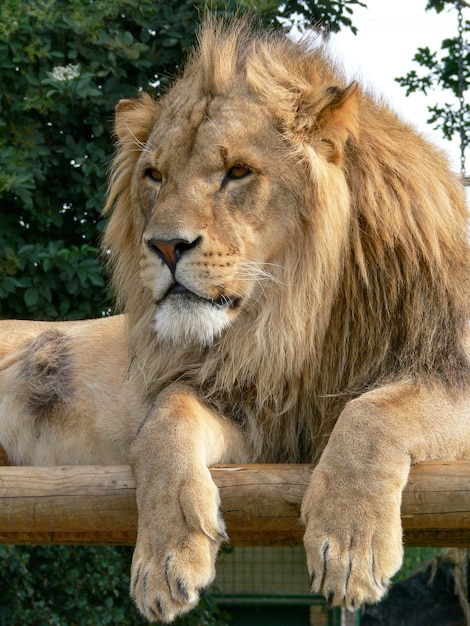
left=130, top=530, right=221, bottom=622
left=130, top=491, right=223, bottom=623
left=131, top=556, right=206, bottom=623
left=304, top=523, right=397, bottom=610
left=302, top=461, right=404, bottom=611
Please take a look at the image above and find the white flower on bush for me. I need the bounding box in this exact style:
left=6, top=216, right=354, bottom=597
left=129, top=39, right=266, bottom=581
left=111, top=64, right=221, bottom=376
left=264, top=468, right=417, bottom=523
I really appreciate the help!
left=49, top=64, right=80, bottom=81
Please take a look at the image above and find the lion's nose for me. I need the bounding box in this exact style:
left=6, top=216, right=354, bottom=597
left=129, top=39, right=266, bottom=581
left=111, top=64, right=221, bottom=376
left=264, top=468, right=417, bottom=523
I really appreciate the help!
left=146, top=237, right=201, bottom=275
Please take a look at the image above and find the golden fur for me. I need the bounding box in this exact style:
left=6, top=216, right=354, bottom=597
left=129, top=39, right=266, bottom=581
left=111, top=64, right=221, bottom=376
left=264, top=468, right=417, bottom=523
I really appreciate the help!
left=2, top=18, right=470, bottom=623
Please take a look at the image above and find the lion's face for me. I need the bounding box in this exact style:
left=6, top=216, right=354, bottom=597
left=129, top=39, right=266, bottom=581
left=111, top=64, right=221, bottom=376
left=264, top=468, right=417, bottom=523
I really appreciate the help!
left=132, top=93, right=302, bottom=346
left=108, top=35, right=359, bottom=349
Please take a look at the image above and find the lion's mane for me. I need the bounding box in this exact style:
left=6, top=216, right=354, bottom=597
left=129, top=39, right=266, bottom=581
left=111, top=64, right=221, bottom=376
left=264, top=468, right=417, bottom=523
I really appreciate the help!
left=103, top=19, right=470, bottom=463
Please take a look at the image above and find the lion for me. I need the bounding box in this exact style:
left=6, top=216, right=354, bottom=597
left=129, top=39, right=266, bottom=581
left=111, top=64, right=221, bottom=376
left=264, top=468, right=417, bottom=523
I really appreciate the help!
left=1, top=17, right=470, bottom=623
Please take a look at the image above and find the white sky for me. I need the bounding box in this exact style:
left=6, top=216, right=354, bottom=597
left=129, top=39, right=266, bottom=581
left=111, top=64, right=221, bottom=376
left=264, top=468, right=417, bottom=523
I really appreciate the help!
left=329, top=0, right=467, bottom=174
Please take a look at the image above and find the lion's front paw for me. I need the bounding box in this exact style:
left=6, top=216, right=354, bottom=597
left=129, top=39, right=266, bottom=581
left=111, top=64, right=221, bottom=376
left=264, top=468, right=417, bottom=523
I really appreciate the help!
left=130, top=468, right=226, bottom=623
left=301, top=465, right=404, bottom=610
left=130, top=530, right=221, bottom=623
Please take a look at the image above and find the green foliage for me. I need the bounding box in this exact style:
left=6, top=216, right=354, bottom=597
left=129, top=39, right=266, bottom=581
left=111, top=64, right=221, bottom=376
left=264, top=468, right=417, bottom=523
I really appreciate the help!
left=0, top=546, right=230, bottom=626
left=0, top=241, right=105, bottom=319
left=395, top=1, right=469, bottom=146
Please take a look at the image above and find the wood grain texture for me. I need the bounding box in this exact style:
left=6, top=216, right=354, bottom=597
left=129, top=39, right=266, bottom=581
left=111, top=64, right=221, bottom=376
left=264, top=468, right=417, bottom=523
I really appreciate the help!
left=1, top=463, right=470, bottom=546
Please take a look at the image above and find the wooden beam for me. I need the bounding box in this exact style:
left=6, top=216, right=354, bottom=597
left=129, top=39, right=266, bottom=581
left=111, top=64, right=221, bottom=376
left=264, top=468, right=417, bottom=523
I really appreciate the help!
left=0, top=462, right=470, bottom=546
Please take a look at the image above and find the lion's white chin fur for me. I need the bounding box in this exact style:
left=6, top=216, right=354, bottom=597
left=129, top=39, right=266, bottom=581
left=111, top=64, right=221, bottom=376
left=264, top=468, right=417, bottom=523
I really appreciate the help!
left=153, top=298, right=233, bottom=346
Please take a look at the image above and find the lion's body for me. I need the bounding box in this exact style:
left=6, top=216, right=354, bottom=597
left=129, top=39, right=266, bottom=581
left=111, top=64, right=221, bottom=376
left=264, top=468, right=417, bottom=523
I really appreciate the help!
left=0, top=316, right=144, bottom=465
left=2, top=18, right=470, bottom=623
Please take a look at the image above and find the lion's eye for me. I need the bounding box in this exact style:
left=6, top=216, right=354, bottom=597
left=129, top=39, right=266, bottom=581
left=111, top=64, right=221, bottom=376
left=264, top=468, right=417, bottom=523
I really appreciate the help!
left=226, top=163, right=251, bottom=180
left=145, top=168, right=163, bottom=183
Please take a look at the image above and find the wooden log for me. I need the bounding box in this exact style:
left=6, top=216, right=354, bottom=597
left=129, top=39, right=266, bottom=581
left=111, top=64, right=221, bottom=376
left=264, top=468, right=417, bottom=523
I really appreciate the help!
left=0, top=462, right=470, bottom=546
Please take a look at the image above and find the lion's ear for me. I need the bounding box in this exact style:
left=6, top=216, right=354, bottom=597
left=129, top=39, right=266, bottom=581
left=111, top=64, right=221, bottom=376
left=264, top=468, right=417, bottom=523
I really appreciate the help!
left=114, top=94, right=159, bottom=145
left=304, top=82, right=360, bottom=163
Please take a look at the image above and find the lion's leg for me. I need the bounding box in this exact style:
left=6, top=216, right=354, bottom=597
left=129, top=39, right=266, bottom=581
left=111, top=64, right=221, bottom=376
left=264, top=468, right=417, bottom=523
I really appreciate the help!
left=301, top=381, right=470, bottom=611
left=129, top=383, right=249, bottom=623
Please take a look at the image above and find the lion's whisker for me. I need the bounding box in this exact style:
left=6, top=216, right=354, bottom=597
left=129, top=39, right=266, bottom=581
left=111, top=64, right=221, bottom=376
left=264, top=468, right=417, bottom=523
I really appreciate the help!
left=235, top=262, right=285, bottom=286
left=123, top=125, right=157, bottom=153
